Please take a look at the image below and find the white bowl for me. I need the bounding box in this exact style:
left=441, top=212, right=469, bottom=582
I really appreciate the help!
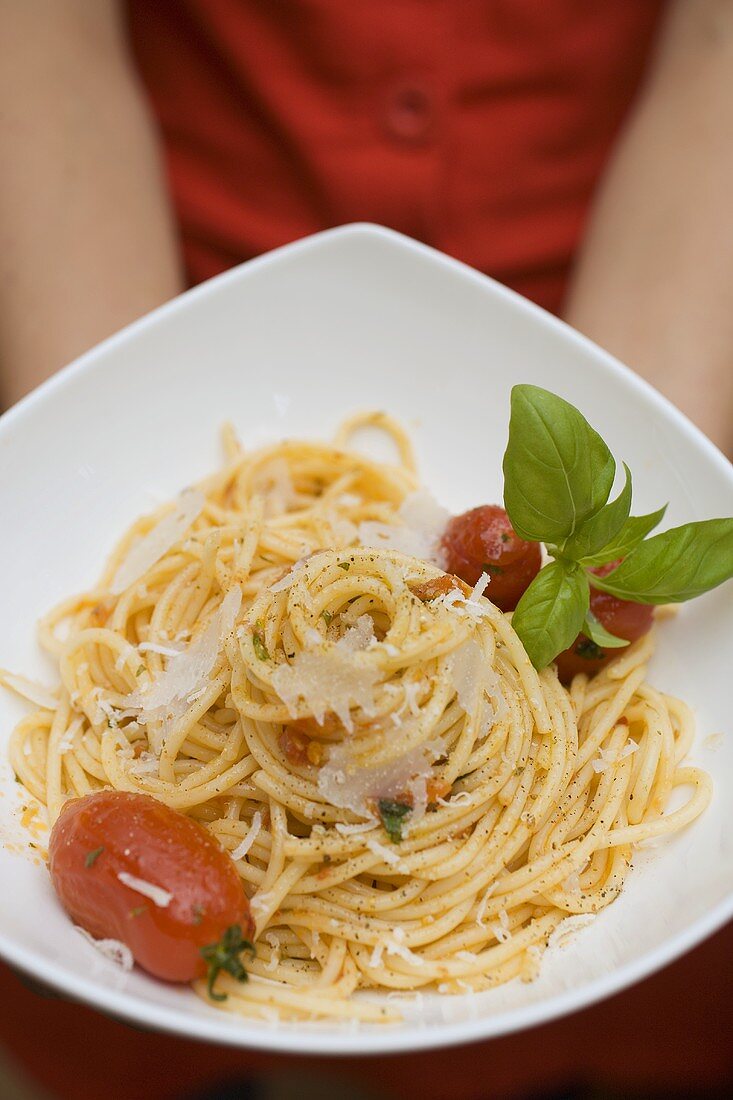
left=1, top=224, right=731, bottom=1055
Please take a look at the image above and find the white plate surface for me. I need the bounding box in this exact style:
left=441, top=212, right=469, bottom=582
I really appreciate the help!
left=0, top=224, right=731, bottom=1054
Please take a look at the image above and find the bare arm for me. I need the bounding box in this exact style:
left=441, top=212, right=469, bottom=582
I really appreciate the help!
left=565, top=0, right=733, bottom=455
left=0, top=0, right=182, bottom=407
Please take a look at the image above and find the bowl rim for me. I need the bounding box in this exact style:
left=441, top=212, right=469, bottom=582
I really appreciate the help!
left=1, top=222, right=731, bottom=1055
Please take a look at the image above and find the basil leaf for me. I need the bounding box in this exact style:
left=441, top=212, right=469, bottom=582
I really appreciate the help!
left=582, top=611, right=629, bottom=649
left=591, top=519, right=733, bottom=603
left=378, top=799, right=411, bottom=844
left=511, top=560, right=590, bottom=669
left=580, top=505, right=667, bottom=568
left=566, top=464, right=632, bottom=562
left=503, top=385, right=616, bottom=545
left=200, top=924, right=253, bottom=1002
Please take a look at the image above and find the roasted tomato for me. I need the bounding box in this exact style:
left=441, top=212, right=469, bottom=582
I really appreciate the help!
left=49, top=791, right=253, bottom=983
left=441, top=505, right=541, bottom=611
left=555, top=561, right=654, bottom=683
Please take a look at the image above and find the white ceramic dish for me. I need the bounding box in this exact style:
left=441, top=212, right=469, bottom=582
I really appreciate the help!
left=0, top=224, right=731, bottom=1054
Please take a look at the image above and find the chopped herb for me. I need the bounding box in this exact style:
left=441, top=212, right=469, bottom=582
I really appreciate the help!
left=575, top=638, right=605, bottom=660
left=252, top=621, right=269, bottom=661
left=129, top=905, right=147, bottom=918
left=500, top=533, right=510, bottom=543
left=200, top=924, right=254, bottom=1002
left=482, top=563, right=505, bottom=576
left=377, top=799, right=411, bottom=844
left=85, top=846, right=104, bottom=868
left=337, top=562, right=351, bottom=571
left=321, top=610, right=333, bottom=625
left=192, top=904, right=206, bottom=926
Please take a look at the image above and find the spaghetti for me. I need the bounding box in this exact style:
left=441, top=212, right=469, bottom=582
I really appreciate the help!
left=3, top=413, right=712, bottom=1022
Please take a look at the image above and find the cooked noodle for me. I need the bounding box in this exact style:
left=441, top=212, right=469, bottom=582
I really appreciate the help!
left=3, top=413, right=712, bottom=1022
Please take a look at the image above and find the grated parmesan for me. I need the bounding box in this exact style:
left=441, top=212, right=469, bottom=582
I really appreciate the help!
left=230, top=811, right=262, bottom=861
left=435, top=572, right=493, bottom=622
left=384, top=927, right=424, bottom=966
left=369, top=940, right=385, bottom=968
left=592, top=739, right=638, bottom=773
left=545, top=914, right=596, bottom=952
left=117, top=872, right=173, bottom=908
left=57, top=717, right=83, bottom=755
left=364, top=835, right=402, bottom=867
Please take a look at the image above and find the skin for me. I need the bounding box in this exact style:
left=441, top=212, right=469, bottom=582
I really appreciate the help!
left=1, top=0, right=731, bottom=455
left=0, top=0, right=182, bottom=407
left=565, top=0, right=733, bottom=456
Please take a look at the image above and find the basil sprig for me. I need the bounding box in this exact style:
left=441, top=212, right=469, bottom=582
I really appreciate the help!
left=503, top=385, right=733, bottom=669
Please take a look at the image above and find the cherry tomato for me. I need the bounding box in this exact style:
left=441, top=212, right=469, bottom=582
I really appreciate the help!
left=554, top=561, right=654, bottom=683
left=49, top=791, right=253, bottom=982
left=441, top=505, right=542, bottom=611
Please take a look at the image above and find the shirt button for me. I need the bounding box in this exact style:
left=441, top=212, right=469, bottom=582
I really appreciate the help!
left=384, top=82, right=434, bottom=144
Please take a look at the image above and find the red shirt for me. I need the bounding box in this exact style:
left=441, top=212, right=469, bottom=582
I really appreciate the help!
left=126, top=0, right=665, bottom=314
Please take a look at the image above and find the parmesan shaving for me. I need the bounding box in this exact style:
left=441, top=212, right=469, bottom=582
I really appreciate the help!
left=271, top=615, right=379, bottom=732
left=476, top=883, right=497, bottom=928
left=491, top=922, right=511, bottom=944
left=318, top=739, right=442, bottom=821
left=256, top=458, right=298, bottom=517
left=334, top=820, right=377, bottom=835
left=57, top=717, right=83, bottom=755
left=438, top=790, right=472, bottom=807
left=230, top=811, right=262, bottom=861
left=128, top=751, right=159, bottom=776
left=137, top=641, right=185, bottom=658
left=0, top=669, right=58, bottom=711
left=117, top=872, right=173, bottom=908
left=110, top=488, right=204, bottom=595
left=269, top=559, right=307, bottom=594
left=357, top=490, right=449, bottom=566
left=75, top=928, right=134, bottom=971
left=369, top=940, right=385, bottom=968
left=250, top=891, right=272, bottom=918
left=130, top=586, right=241, bottom=751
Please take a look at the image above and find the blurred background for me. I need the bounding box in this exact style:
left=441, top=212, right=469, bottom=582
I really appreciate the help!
left=1, top=1, right=732, bottom=1096
left=1, top=922, right=732, bottom=1099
